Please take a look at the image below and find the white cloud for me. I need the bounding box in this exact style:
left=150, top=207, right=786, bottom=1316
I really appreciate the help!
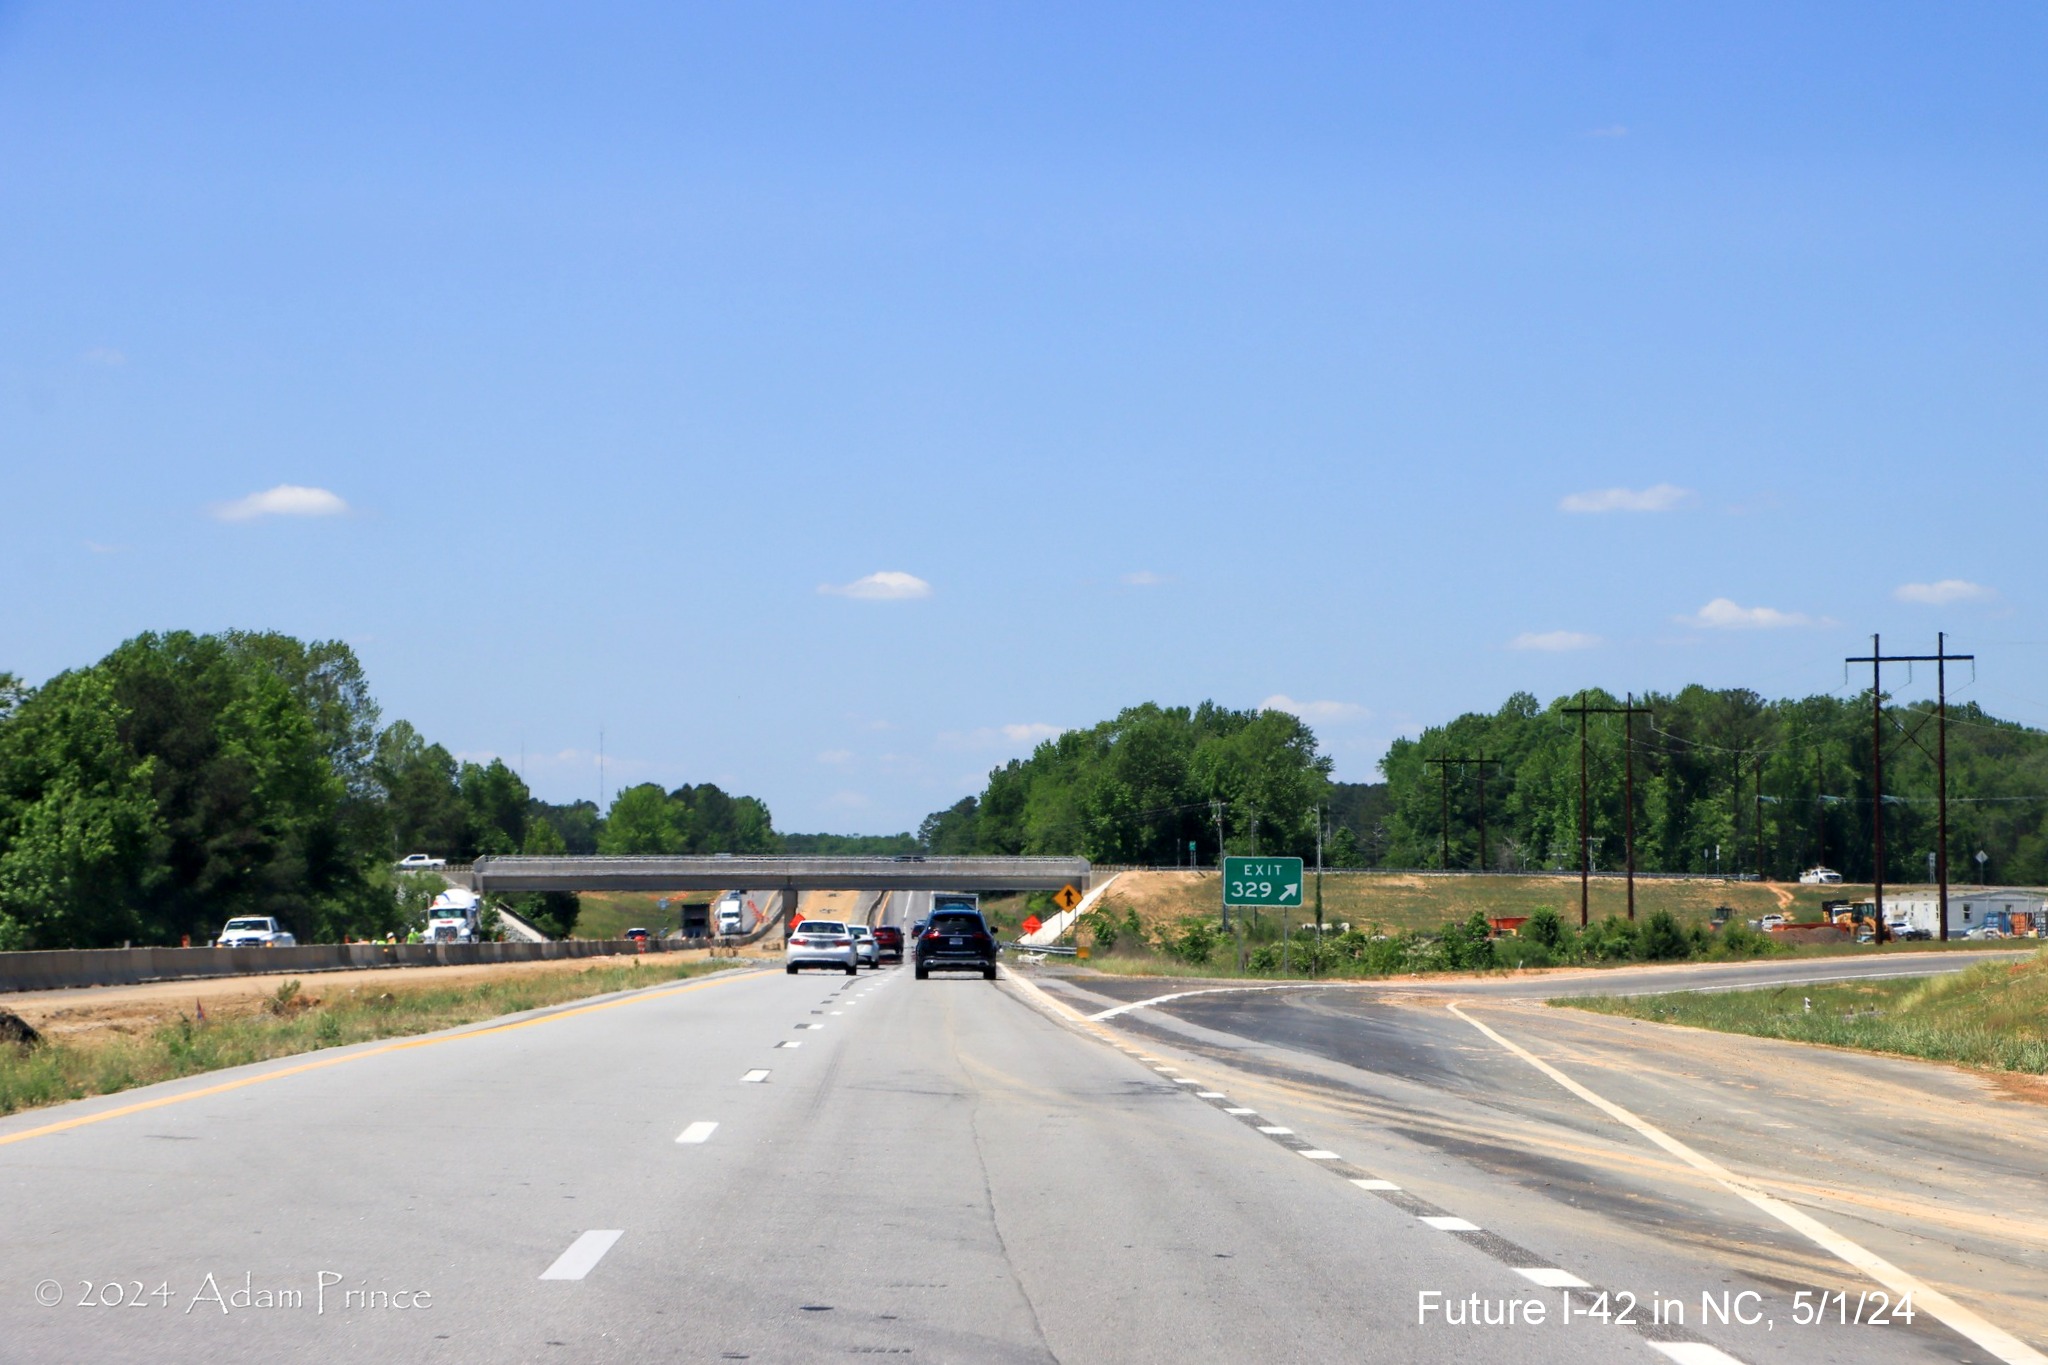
left=212, top=484, right=350, bottom=522
left=1121, top=570, right=1170, bottom=587
left=818, top=570, right=931, bottom=600
left=1677, top=598, right=1825, bottom=630
left=1894, top=579, right=1993, bottom=606
left=939, top=722, right=1065, bottom=750
left=1261, top=695, right=1369, bottom=723
left=1559, top=483, right=1694, bottom=514
left=1508, top=630, right=1602, bottom=652
left=826, top=790, right=871, bottom=809
left=817, top=749, right=854, bottom=765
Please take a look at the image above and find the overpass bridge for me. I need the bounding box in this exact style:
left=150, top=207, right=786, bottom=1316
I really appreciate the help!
left=468, top=854, right=1092, bottom=895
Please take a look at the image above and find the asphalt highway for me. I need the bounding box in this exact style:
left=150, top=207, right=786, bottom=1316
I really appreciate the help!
left=2, top=946, right=2041, bottom=1363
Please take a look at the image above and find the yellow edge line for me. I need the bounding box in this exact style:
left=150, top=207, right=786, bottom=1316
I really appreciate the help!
left=0, top=966, right=763, bottom=1148
left=1447, top=1001, right=2048, bottom=1365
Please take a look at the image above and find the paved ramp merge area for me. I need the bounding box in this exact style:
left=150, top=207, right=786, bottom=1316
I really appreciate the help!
left=4, top=951, right=2045, bottom=1363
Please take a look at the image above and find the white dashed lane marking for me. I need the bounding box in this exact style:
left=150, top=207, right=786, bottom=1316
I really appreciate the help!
left=1351, top=1178, right=1400, bottom=1191
left=539, top=1230, right=623, bottom=1281
left=776, top=1041, right=802, bottom=1049
left=1195, top=1091, right=1225, bottom=1099
left=1255, top=1126, right=1292, bottom=1135
left=740, top=1070, right=770, bottom=1083
left=1648, top=1346, right=1747, bottom=1365
left=675, top=1121, right=719, bottom=1144
left=1516, top=1267, right=1589, bottom=1289
left=1420, top=1215, right=1481, bottom=1232
left=1300, top=1150, right=1341, bottom=1161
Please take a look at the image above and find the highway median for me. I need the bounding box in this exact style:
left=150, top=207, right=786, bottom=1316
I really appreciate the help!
left=0, top=957, right=746, bottom=1118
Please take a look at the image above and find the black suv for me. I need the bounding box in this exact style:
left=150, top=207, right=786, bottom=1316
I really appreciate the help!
left=914, top=909, right=998, bottom=980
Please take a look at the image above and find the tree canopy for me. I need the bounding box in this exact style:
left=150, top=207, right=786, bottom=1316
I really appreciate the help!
left=919, top=702, right=1334, bottom=864
left=0, top=631, right=784, bottom=948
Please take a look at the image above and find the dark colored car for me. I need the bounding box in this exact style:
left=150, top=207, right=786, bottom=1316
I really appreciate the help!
left=871, top=925, right=905, bottom=962
left=915, top=909, right=998, bottom=980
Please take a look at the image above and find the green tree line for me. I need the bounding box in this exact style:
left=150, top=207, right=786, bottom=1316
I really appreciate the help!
left=0, top=631, right=786, bottom=949
left=915, top=702, right=1346, bottom=865
left=1383, top=687, right=2048, bottom=883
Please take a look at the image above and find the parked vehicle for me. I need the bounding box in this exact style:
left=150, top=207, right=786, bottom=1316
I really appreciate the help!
left=216, top=916, right=296, bottom=948
left=1759, top=914, right=1786, bottom=931
left=850, top=925, right=880, bottom=968
left=1798, top=867, right=1843, bottom=885
left=916, top=907, right=998, bottom=981
left=395, top=853, right=447, bottom=871
left=624, top=927, right=651, bottom=943
left=871, top=925, right=905, bottom=962
left=787, top=921, right=858, bottom=976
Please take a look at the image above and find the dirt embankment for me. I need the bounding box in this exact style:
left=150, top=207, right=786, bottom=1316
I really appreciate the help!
left=3, top=949, right=768, bottom=1047
left=1085, top=870, right=1864, bottom=942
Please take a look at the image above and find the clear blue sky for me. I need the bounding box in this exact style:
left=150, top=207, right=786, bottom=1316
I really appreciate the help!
left=4, top=2, right=2045, bottom=833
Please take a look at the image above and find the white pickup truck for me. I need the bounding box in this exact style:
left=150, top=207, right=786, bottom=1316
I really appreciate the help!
left=216, top=916, right=297, bottom=948
left=395, top=853, right=448, bottom=871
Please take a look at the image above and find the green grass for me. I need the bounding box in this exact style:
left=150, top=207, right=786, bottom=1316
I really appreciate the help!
left=569, top=890, right=720, bottom=940
left=1087, top=870, right=1909, bottom=937
left=0, top=959, right=744, bottom=1118
left=1555, top=949, right=2048, bottom=1073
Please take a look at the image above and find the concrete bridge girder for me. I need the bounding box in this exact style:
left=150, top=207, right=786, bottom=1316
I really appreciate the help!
left=469, top=854, right=1092, bottom=896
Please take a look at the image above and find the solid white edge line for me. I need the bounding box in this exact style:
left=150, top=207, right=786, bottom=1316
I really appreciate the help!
left=1448, top=1002, right=2048, bottom=1365
left=539, top=1229, right=624, bottom=1281
left=675, top=1121, right=719, bottom=1144
left=1515, top=1267, right=1589, bottom=1289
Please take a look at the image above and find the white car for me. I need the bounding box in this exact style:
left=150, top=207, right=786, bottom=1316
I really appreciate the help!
left=786, top=921, right=858, bottom=976
left=1759, top=914, right=1786, bottom=932
left=396, top=853, right=447, bottom=871
left=1797, top=867, right=1843, bottom=885
left=216, top=916, right=297, bottom=948
left=850, top=925, right=880, bottom=969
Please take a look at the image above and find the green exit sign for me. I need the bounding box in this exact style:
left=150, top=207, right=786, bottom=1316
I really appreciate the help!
left=1223, top=856, right=1304, bottom=908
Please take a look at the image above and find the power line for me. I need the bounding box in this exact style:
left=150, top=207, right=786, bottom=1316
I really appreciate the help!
left=1561, top=693, right=1652, bottom=925
left=1846, top=634, right=1972, bottom=943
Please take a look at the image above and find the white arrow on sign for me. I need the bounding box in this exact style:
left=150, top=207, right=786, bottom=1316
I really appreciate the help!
left=1283, top=884, right=1299, bottom=900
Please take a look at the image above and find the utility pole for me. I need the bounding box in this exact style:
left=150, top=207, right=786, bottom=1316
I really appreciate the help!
left=1425, top=755, right=1501, bottom=871
left=1847, top=634, right=1972, bottom=943
left=1212, top=799, right=1228, bottom=930
left=1754, top=756, right=1765, bottom=881
left=1562, top=695, right=1653, bottom=922
left=1314, top=804, right=1325, bottom=936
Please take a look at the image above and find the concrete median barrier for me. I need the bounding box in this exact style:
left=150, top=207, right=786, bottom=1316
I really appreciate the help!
left=0, top=938, right=677, bottom=995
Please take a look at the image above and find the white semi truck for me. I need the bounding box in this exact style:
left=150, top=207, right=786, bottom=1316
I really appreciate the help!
left=716, top=891, right=754, bottom=935
left=425, top=888, right=483, bottom=943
